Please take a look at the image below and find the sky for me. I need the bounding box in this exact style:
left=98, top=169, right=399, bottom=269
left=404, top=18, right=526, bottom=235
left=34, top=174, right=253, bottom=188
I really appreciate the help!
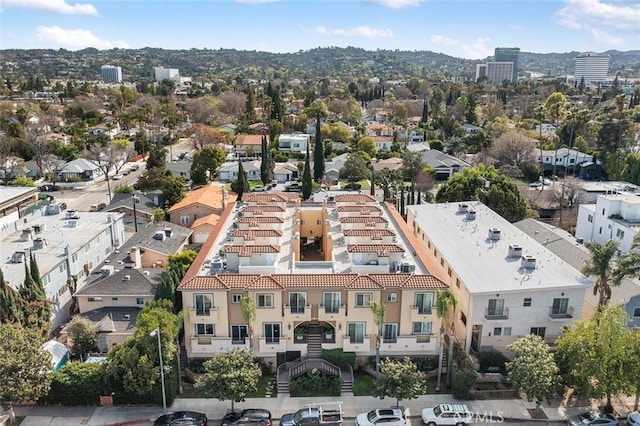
left=0, top=0, right=639, bottom=59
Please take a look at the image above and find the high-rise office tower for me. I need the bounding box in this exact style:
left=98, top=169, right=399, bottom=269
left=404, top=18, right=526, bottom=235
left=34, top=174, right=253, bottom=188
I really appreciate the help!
left=101, top=65, right=122, bottom=83
left=486, top=62, right=514, bottom=84
left=494, top=47, right=520, bottom=81
left=574, top=52, right=610, bottom=85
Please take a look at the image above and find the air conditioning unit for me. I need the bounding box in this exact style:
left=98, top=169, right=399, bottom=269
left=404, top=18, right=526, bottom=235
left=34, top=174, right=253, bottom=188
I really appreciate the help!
left=465, top=209, right=476, bottom=221
left=368, top=260, right=379, bottom=265
left=458, top=203, right=469, bottom=213
left=521, top=254, right=537, bottom=269
left=488, top=228, right=501, bottom=240
left=508, top=244, right=523, bottom=257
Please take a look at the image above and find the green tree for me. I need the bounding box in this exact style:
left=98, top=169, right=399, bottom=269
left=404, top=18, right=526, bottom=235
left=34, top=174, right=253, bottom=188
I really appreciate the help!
left=435, top=289, right=457, bottom=389
left=260, top=134, right=274, bottom=185
left=302, top=144, right=313, bottom=200
left=581, top=239, right=625, bottom=306
left=0, top=324, right=52, bottom=422
left=231, top=160, right=250, bottom=201
left=506, top=334, right=559, bottom=411
left=191, top=146, right=226, bottom=185
left=555, top=306, right=638, bottom=413
left=357, top=136, right=377, bottom=158
left=153, top=208, right=166, bottom=223
left=375, top=168, right=402, bottom=200
left=161, top=174, right=186, bottom=207
left=20, top=259, right=50, bottom=334
left=114, top=184, right=134, bottom=194
left=8, top=176, right=35, bottom=187
left=369, top=301, right=386, bottom=376
left=436, top=165, right=528, bottom=222
left=67, top=316, right=98, bottom=361
left=339, top=152, right=371, bottom=183
left=240, top=296, right=256, bottom=349
left=306, top=100, right=328, bottom=182
left=0, top=268, right=24, bottom=325
left=194, top=349, right=262, bottom=412
left=401, top=151, right=425, bottom=183
left=137, top=167, right=167, bottom=192
left=543, top=92, right=567, bottom=126
left=373, top=357, right=426, bottom=407
left=146, top=143, right=167, bottom=171
left=622, top=153, right=640, bottom=185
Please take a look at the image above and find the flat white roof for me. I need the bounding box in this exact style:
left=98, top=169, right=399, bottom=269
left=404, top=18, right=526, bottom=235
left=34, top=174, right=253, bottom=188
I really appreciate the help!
left=408, top=202, right=592, bottom=294
left=0, top=186, right=35, bottom=203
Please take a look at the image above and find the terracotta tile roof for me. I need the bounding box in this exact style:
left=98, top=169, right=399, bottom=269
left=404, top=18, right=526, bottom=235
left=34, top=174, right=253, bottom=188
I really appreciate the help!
left=191, top=213, right=221, bottom=228
left=168, top=184, right=237, bottom=213
left=347, top=244, right=405, bottom=256
left=334, top=194, right=377, bottom=203
left=340, top=216, right=388, bottom=223
left=343, top=229, right=395, bottom=239
left=243, top=193, right=293, bottom=203
left=337, top=205, right=381, bottom=214
left=229, top=229, right=283, bottom=239
left=178, top=273, right=448, bottom=291
left=235, top=134, right=264, bottom=146
left=237, top=216, right=285, bottom=225
left=223, top=245, right=280, bottom=256
left=242, top=205, right=286, bottom=213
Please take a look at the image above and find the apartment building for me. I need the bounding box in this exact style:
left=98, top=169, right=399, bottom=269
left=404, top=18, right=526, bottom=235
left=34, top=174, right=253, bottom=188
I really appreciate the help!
left=574, top=52, right=610, bottom=85
left=0, top=209, right=126, bottom=330
left=177, top=193, right=449, bottom=370
left=100, top=65, right=122, bottom=83
left=406, top=202, right=591, bottom=353
left=494, top=47, right=520, bottom=82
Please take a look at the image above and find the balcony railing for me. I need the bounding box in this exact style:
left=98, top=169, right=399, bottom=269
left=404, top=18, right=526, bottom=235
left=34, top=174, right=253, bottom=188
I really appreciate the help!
left=320, top=304, right=343, bottom=314
left=549, top=306, right=574, bottom=319
left=411, top=305, right=433, bottom=315
left=485, top=307, right=509, bottom=320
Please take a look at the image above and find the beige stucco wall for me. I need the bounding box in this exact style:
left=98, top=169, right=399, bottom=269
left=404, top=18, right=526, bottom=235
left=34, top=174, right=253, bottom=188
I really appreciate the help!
left=78, top=295, right=150, bottom=313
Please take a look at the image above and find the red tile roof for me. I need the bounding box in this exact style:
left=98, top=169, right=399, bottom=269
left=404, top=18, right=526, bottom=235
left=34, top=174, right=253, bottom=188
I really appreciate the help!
left=337, top=205, right=381, bottom=213
left=243, top=193, right=298, bottom=203
left=334, top=194, right=377, bottom=203
left=237, top=216, right=284, bottom=224
left=242, top=205, right=286, bottom=213
left=343, top=229, right=395, bottom=239
left=236, top=134, right=265, bottom=146
left=229, top=229, right=283, bottom=239
left=347, top=244, right=405, bottom=256
left=223, top=245, right=281, bottom=256
left=168, top=184, right=237, bottom=214
left=340, top=216, right=388, bottom=223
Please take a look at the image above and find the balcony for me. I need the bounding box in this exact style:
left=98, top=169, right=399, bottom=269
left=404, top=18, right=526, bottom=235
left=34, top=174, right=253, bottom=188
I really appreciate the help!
left=258, top=335, right=288, bottom=353
left=549, top=306, right=574, bottom=319
left=190, top=335, right=248, bottom=355
left=485, top=307, right=509, bottom=320
left=317, top=304, right=346, bottom=321
left=283, top=305, right=311, bottom=321
left=342, top=335, right=371, bottom=352
left=189, top=306, right=218, bottom=320
left=379, top=335, right=438, bottom=354
left=411, top=305, right=433, bottom=315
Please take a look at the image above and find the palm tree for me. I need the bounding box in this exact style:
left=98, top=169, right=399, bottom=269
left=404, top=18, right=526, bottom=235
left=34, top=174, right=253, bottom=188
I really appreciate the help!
left=581, top=240, right=626, bottom=306
left=369, top=301, right=386, bottom=376
left=239, top=296, right=256, bottom=349
left=435, top=289, right=458, bottom=390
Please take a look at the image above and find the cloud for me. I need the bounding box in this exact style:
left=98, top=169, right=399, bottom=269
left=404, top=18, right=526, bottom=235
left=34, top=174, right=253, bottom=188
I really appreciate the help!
left=35, top=26, right=130, bottom=49
left=367, top=0, right=422, bottom=9
left=1, top=0, right=97, bottom=15
left=555, top=0, right=640, bottom=43
left=316, top=25, right=392, bottom=39
left=430, top=35, right=492, bottom=59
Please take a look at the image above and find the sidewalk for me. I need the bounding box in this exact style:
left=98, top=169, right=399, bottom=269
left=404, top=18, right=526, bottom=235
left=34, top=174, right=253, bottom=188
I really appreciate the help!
left=9, top=393, right=639, bottom=426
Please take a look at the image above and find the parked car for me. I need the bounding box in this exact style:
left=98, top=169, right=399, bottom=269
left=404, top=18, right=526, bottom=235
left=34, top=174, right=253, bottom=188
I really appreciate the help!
left=529, top=182, right=542, bottom=188
left=627, top=411, right=640, bottom=426
left=89, top=202, right=107, bottom=212
left=281, top=404, right=343, bottom=426
left=344, top=182, right=362, bottom=191
left=285, top=182, right=301, bottom=192
left=221, top=409, right=272, bottom=426
left=38, top=184, right=60, bottom=192
left=422, top=404, right=473, bottom=426
left=130, top=164, right=140, bottom=171
left=154, top=411, right=208, bottom=426
left=112, top=174, right=124, bottom=180
left=567, top=411, right=618, bottom=426
left=251, top=186, right=267, bottom=192
left=356, top=409, right=406, bottom=426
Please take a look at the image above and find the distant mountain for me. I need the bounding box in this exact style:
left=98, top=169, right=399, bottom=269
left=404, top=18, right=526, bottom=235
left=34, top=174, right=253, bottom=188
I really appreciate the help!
left=1, top=47, right=639, bottom=82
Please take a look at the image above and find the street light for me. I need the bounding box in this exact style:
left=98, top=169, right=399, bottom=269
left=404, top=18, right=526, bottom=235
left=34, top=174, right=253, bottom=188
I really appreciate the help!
left=150, top=327, right=167, bottom=414
left=132, top=194, right=140, bottom=233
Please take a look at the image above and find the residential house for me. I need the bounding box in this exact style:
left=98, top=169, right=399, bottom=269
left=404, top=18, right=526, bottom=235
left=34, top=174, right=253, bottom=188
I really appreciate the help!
left=218, top=123, right=237, bottom=135
left=365, top=123, right=393, bottom=138
left=168, top=183, right=237, bottom=227
left=119, top=221, right=192, bottom=269
left=103, top=192, right=159, bottom=232
left=166, top=158, right=193, bottom=181
left=191, top=214, right=220, bottom=244
left=248, top=123, right=268, bottom=134
left=538, top=148, right=594, bottom=176
left=272, top=163, right=299, bottom=183
left=0, top=209, right=126, bottom=330
left=406, top=142, right=430, bottom=153
left=373, top=136, right=393, bottom=152
left=406, top=202, right=591, bottom=353
left=372, top=157, right=403, bottom=173
left=217, top=160, right=261, bottom=183
left=177, top=192, right=449, bottom=393
left=534, top=123, right=558, bottom=138
left=59, top=158, right=104, bottom=182
left=462, top=123, right=483, bottom=135
left=419, top=150, right=470, bottom=180
left=86, top=123, right=120, bottom=139
left=235, top=134, right=266, bottom=156
left=278, top=133, right=311, bottom=153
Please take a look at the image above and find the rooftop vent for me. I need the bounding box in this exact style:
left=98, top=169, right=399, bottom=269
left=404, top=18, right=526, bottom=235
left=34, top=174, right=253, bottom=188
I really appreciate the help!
left=33, top=224, right=46, bottom=233
left=101, top=265, right=115, bottom=277
left=66, top=210, right=79, bottom=219
left=465, top=209, right=476, bottom=221
left=122, top=275, right=131, bottom=281
left=11, top=251, right=26, bottom=263
left=508, top=244, right=523, bottom=257
left=20, top=227, right=33, bottom=242
left=163, top=228, right=173, bottom=238
left=458, top=203, right=469, bottom=213
left=32, top=237, right=47, bottom=250
left=153, top=231, right=166, bottom=241
left=123, top=314, right=131, bottom=320
left=488, top=228, right=501, bottom=240
left=68, top=220, right=79, bottom=228
left=521, top=254, right=537, bottom=269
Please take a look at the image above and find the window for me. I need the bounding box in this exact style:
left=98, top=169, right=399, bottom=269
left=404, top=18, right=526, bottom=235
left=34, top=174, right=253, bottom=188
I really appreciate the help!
left=523, top=298, right=532, bottom=307
left=347, top=322, right=366, bottom=344
left=194, top=294, right=213, bottom=316
left=602, top=208, right=605, bottom=215
left=493, top=327, right=502, bottom=336
left=551, top=298, right=569, bottom=316
left=382, top=323, right=398, bottom=343
left=428, top=241, right=431, bottom=249
left=415, top=293, right=433, bottom=314
left=59, top=263, right=66, bottom=273
left=257, top=294, right=273, bottom=308
left=88, top=297, right=103, bottom=302
left=487, top=299, right=505, bottom=317
left=355, top=293, right=373, bottom=307
left=386, top=293, right=397, bottom=303
left=57, top=285, right=68, bottom=297
left=447, top=267, right=452, bottom=277
left=530, top=327, right=546, bottom=338
left=136, top=297, right=144, bottom=305
left=264, top=323, right=281, bottom=344
left=231, top=325, right=248, bottom=344
left=43, top=274, right=51, bottom=286
left=85, top=243, right=90, bottom=253
left=196, top=324, right=215, bottom=336
left=588, top=214, right=593, bottom=223
left=456, top=278, right=460, bottom=288
left=433, top=248, right=437, bottom=256
left=599, top=227, right=603, bottom=234
left=180, top=216, right=189, bottom=225
left=633, top=307, right=640, bottom=317
left=72, top=253, right=78, bottom=263
left=231, top=294, right=242, bottom=304
left=440, top=258, right=445, bottom=266
left=111, top=297, right=118, bottom=301
left=460, top=312, right=467, bottom=326
left=317, top=220, right=322, bottom=225
left=323, top=292, right=341, bottom=313
left=616, top=229, right=625, bottom=239
left=412, top=321, right=432, bottom=334
left=503, top=327, right=512, bottom=336
left=289, top=292, right=307, bottom=313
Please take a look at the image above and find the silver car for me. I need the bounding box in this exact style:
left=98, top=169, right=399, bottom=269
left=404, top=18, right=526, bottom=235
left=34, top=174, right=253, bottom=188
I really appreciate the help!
left=567, top=411, right=618, bottom=426
left=356, top=409, right=406, bottom=426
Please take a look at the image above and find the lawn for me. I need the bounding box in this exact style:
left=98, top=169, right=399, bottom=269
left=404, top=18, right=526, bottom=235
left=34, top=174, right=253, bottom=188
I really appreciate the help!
left=353, top=370, right=376, bottom=396
left=179, top=374, right=275, bottom=399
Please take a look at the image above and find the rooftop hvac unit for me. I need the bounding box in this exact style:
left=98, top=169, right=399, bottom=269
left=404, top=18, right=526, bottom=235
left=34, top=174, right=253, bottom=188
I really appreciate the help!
left=401, top=262, right=415, bottom=273
left=521, top=254, right=537, bottom=269
left=11, top=251, right=26, bottom=263
left=458, top=203, right=469, bottom=213
left=33, top=224, right=46, bottom=233
left=32, top=237, right=46, bottom=250
left=465, top=209, right=476, bottom=221
left=508, top=244, right=523, bottom=258
left=488, top=228, right=501, bottom=240
left=101, top=265, right=115, bottom=277
left=20, top=228, right=33, bottom=242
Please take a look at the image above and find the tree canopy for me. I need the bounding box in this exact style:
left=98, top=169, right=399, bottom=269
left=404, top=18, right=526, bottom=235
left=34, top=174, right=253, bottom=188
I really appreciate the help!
left=373, top=357, right=426, bottom=407
left=191, top=145, right=226, bottom=185
left=339, top=152, right=371, bottom=183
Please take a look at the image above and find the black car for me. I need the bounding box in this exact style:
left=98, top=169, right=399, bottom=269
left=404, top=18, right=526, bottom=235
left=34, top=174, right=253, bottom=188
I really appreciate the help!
left=38, top=184, right=60, bottom=192
left=154, top=411, right=208, bottom=426
left=221, top=409, right=272, bottom=426
left=344, top=182, right=362, bottom=191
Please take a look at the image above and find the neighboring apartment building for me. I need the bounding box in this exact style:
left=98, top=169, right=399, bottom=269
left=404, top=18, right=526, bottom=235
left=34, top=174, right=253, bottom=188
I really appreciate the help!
left=101, top=65, right=122, bottom=83
left=0, top=209, right=126, bottom=330
left=177, top=193, right=449, bottom=369
left=575, top=193, right=640, bottom=253
left=167, top=183, right=236, bottom=228
left=278, top=133, right=310, bottom=153
left=406, top=202, right=591, bottom=353
left=486, top=62, right=515, bottom=84
left=574, top=52, right=610, bottom=85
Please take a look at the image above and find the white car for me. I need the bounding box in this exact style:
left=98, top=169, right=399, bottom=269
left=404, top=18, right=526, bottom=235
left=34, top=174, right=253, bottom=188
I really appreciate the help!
left=627, top=411, right=640, bottom=426
left=422, top=404, right=473, bottom=426
left=112, top=174, right=124, bottom=180
left=251, top=186, right=266, bottom=192
left=356, top=409, right=406, bottom=426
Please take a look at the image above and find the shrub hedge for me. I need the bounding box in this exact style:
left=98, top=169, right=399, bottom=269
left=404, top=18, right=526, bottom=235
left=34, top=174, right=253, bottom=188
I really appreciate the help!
left=290, top=370, right=342, bottom=397
left=451, top=342, right=477, bottom=399
left=42, top=362, right=106, bottom=405
left=322, top=348, right=355, bottom=368
left=477, top=350, right=508, bottom=374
